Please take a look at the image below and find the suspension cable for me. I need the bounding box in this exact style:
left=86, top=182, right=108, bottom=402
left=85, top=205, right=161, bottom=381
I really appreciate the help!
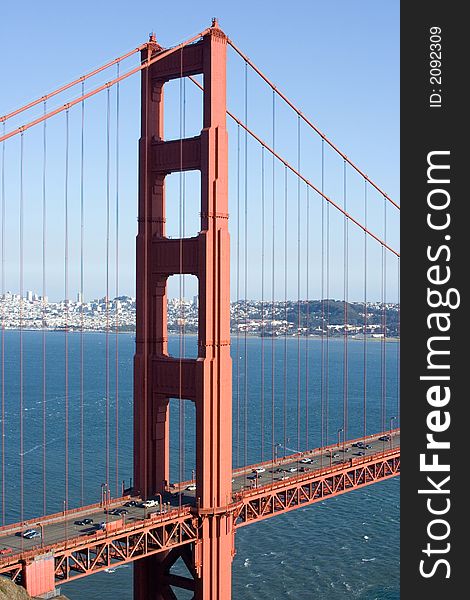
left=42, top=101, right=47, bottom=516
left=64, top=111, right=70, bottom=511
left=19, top=133, right=24, bottom=528
left=80, top=82, right=85, bottom=506
left=115, top=63, right=120, bottom=497
left=0, top=29, right=210, bottom=144
left=382, top=196, right=388, bottom=438
left=283, top=166, right=288, bottom=460
left=396, top=258, right=400, bottom=428
left=105, top=89, right=111, bottom=491
left=178, top=48, right=185, bottom=506
left=243, top=61, right=248, bottom=476
left=296, top=116, right=301, bottom=457
left=236, top=124, right=241, bottom=469
left=305, top=183, right=310, bottom=451
left=325, top=141, right=330, bottom=448
left=0, top=44, right=147, bottom=124
left=188, top=76, right=400, bottom=257
left=270, top=90, right=276, bottom=480
left=363, top=181, right=368, bottom=443
left=1, top=122, right=5, bottom=525
left=320, top=139, right=325, bottom=462
left=343, top=160, right=349, bottom=447
left=226, top=37, right=399, bottom=211
left=260, top=146, right=265, bottom=462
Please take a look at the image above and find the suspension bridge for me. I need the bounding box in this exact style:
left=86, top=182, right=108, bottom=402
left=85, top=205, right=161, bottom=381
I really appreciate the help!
left=0, top=20, right=400, bottom=599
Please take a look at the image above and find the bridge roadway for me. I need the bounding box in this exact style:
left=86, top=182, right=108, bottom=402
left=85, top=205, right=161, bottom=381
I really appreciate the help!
left=0, top=430, right=399, bottom=558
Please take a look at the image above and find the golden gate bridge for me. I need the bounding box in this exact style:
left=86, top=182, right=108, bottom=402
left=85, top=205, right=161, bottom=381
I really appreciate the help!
left=0, top=19, right=399, bottom=599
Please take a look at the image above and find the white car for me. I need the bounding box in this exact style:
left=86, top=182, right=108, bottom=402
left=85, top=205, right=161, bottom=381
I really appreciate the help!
left=186, top=484, right=197, bottom=491
left=253, top=468, right=266, bottom=474
left=287, top=467, right=297, bottom=473
left=141, top=499, right=158, bottom=508
left=300, top=457, right=312, bottom=464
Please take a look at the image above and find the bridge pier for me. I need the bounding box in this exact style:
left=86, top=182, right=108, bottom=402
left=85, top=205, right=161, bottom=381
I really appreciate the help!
left=134, top=20, right=233, bottom=599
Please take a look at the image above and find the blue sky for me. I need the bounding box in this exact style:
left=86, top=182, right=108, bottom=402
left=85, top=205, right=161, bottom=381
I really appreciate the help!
left=0, top=1, right=399, bottom=302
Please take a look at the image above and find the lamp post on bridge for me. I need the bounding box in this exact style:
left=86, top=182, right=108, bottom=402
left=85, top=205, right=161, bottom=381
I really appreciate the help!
left=389, top=416, right=396, bottom=449
left=274, top=443, right=282, bottom=465
left=337, top=427, right=344, bottom=449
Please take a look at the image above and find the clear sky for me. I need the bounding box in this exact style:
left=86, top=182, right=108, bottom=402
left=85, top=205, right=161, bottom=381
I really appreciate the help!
left=0, top=1, right=399, bottom=303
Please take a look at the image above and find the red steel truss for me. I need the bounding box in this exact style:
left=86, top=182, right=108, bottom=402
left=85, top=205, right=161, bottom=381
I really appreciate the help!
left=0, top=448, right=400, bottom=596
left=233, top=450, right=400, bottom=527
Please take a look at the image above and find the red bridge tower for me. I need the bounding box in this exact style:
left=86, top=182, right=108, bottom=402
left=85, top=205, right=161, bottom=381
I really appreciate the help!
left=134, top=19, right=233, bottom=599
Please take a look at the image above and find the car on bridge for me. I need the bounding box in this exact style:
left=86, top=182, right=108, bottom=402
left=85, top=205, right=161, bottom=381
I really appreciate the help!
left=186, top=484, right=197, bottom=491
left=75, top=518, right=93, bottom=526
left=23, top=529, right=40, bottom=539
left=379, top=435, right=391, bottom=441
left=0, top=546, right=12, bottom=555
left=140, top=499, right=159, bottom=508
left=253, top=467, right=266, bottom=474
left=124, top=500, right=138, bottom=507
left=300, top=457, right=312, bottom=463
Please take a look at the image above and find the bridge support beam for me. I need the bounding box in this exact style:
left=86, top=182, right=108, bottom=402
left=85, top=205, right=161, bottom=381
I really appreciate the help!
left=134, top=19, right=233, bottom=600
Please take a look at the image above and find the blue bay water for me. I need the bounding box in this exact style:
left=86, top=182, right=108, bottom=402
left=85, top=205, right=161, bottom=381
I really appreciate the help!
left=1, top=331, right=399, bottom=598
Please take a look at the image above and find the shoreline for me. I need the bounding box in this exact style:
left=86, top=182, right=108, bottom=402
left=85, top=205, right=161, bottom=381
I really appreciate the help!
left=3, top=328, right=400, bottom=342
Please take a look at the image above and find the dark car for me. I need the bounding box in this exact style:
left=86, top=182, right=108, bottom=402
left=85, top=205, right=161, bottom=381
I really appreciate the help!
left=117, top=509, right=128, bottom=515
left=75, top=518, right=93, bottom=526
left=124, top=501, right=138, bottom=507
left=355, top=451, right=366, bottom=456
left=379, top=435, right=391, bottom=442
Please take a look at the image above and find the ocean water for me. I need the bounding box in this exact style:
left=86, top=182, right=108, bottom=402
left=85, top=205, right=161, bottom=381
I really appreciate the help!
left=1, top=331, right=399, bottom=598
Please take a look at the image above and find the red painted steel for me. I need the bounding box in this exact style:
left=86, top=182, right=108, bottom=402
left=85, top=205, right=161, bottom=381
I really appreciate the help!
left=133, top=19, right=233, bottom=599
left=0, top=30, right=210, bottom=144
left=0, top=44, right=147, bottom=124
left=0, top=448, right=400, bottom=595
left=22, top=554, right=55, bottom=597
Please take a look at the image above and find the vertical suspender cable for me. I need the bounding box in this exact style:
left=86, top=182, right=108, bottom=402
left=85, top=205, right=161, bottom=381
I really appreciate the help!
left=396, top=258, right=400, bottom=427
left=235, top=124, right=240, bottom=469
left=343, top=161, right=348, bottom=446
left=178, top=49, right=185, bottom=502
left=320, top=139, right=325, bottom=462
left=105, top=89, right=111, bottom=491
left=19, top=134, right=24, bottom=526
left=115, top=63, right=120, bottom=497
left=283, top=166, right=287, bottom=459
left=305, top=183, right=310, bottom=451
left=381, top=197, right=387, bottom=437
left=271, top=90, right=276, bottom=478
left=363, top=181, right=368, bottom=442
left=260, top=146, right=265, bottom=461
left=181, top=73, right=186, bottom=483
left=296, top=116, right=301, bottom=456
left=325, top=144, right=330, bottom=447
left=1, top=122, right=5, bottom=524
left=64, top=111, right=69, bottom=511
left=80, top=82, right=85, bottom=506
left=243, top=61, right=248, bottom=473
left=42, top=101, right=47, bottom=515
